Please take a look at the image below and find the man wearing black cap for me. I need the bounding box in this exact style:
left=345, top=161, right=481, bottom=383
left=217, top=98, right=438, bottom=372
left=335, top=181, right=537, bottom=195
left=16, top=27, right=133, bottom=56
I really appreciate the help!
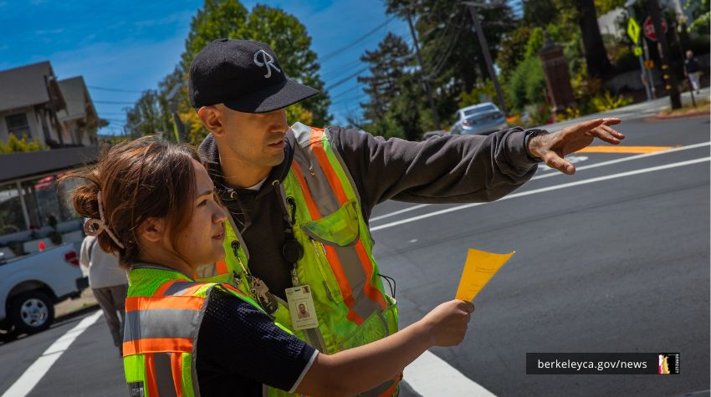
left=191, top=38, right=624, bottom=396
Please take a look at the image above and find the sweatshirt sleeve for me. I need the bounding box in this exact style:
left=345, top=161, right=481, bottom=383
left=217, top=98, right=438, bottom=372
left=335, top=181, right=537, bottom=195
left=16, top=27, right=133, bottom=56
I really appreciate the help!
left=329, top=126, right=543, bottom=220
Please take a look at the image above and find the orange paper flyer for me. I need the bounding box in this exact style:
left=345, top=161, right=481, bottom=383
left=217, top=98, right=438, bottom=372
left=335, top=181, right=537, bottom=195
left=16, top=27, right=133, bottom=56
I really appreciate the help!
left=455, top=248, right=515, bottom=301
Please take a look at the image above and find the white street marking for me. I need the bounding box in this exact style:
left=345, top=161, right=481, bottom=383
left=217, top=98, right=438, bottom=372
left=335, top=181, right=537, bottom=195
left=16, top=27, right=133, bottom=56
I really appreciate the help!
left=2, top=311, right=102, bottom=397
left=371, top=142, right=710, bottom=224
left=404, top=351, right=496, bottom=397
left=372, top=157, right=710, bottom=232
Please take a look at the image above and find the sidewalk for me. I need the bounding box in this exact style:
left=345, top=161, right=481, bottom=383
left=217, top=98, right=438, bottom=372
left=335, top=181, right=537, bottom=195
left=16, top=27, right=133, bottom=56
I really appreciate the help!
left=545, top=87, right=709, bottom=131
left=55, top=288, right=99, bottom=318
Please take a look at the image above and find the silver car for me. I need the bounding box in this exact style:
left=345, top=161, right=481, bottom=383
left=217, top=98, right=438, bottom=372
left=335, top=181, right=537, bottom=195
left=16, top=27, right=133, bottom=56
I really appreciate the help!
left=449, top=102, right=508, bottom=136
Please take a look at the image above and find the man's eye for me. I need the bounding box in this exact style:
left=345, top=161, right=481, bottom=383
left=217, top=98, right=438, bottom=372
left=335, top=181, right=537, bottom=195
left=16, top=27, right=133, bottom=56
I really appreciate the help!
left=197, top=199, right=207, bottom=207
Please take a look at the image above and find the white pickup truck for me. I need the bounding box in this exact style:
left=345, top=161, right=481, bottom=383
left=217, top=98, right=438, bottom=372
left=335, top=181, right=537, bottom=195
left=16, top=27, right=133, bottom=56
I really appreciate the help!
left=0, top=243, right=88, bottom=340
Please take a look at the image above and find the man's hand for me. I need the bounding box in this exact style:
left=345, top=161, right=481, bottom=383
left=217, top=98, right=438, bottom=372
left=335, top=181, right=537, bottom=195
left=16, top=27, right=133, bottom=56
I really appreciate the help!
left=527, top=118, right=624, bottom=175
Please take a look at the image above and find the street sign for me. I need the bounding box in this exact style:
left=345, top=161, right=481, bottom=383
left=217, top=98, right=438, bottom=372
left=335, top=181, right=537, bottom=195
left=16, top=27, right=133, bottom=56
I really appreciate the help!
left=627, top=17, right=641, bottom=43
left=633, top=46, right=643, bottom=56
left=643, top=16, right=667, bottom=42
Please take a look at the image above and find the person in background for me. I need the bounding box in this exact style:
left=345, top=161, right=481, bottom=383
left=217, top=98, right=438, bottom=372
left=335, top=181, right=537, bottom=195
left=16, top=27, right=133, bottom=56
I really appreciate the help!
left=685, top=50, right=702, bottom=94
left=79, top=233, right=128, bottom=357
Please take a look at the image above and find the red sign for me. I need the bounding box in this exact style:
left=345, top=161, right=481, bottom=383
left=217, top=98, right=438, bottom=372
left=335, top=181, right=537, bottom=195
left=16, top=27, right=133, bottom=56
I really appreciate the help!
left=643, top=16, right=667, bottom=42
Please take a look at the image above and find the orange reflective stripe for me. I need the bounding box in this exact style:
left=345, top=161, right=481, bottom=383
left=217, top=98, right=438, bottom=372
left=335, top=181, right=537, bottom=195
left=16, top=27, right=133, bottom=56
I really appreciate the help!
left=219, top=283, right=248, bottom=297
left=145, top=353, right=159, bottom=397
left=309, top=128, right=349, bottom=205
left=310, top=127, right=387, bottom=311
left=154, top=280, right=179, bottom=297
left=123, top=337, right=193, bottom=355
left=292, top=160, right=364, bottom=325
left=170, top=353, right=183, bottom=397
left=323, top=244, right=364, bottom=325
left=215, top=259, right=228, bottom=274
left=125, top=296, right=204, bottom=313
left=355, top=241, right=387, bottom=310
left=291, top=163, right=320, bottom=219
left=378, top=378, right=400, bottom=397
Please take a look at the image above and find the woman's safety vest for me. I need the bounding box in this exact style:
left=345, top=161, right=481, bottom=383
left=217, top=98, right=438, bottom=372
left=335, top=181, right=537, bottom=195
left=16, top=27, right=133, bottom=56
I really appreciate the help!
left=198, top=123, right=400, bottom=397
left=122, top=266, right=292, bottom=397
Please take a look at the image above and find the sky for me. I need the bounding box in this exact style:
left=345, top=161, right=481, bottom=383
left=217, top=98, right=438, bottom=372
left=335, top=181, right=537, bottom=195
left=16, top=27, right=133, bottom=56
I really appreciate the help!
left=0, top=0, right=410, bottom=134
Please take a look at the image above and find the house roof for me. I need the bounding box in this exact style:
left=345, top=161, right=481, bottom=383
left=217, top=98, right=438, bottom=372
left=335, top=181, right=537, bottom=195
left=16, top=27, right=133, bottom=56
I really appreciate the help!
left=57, top=76, right=98, bottom=122
left=0, top=61, right=64, bottom=113
left=0, top=146, right=99, bottom=184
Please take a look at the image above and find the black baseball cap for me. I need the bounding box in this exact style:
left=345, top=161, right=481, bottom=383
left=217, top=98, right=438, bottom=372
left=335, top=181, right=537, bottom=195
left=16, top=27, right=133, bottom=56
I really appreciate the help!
left=189, top=39, right=319, bottom=113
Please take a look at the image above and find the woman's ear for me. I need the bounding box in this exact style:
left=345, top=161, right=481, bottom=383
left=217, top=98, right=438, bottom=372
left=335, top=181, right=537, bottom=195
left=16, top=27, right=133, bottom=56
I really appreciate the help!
left=197, top=106, right=224, bottom=136
left=136, top=217, right=166, bottom=243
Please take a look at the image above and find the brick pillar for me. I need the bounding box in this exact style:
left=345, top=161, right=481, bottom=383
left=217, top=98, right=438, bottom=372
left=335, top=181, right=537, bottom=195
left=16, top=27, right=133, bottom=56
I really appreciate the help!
left=539, top=38, right=576, bottom=114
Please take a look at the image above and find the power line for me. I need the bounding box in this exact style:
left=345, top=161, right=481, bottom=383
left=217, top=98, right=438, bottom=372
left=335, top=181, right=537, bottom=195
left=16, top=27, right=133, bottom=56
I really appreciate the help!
left=330, top=85, right=362, bottom=100
left=88, top=85, right=146, bottom=93
left=94, top=100, right=136, bottom=105
left=325, top=67, right=369, bottom=91
left=331, top=93, right=369, bottom=105
left=320, top=16, right=396, bottom=63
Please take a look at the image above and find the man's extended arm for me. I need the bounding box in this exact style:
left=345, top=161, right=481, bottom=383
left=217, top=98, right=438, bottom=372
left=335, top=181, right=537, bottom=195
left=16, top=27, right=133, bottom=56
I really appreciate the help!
left=330, top=126, right=541, bottom=220
left=331, top=118, right=623, bottom=220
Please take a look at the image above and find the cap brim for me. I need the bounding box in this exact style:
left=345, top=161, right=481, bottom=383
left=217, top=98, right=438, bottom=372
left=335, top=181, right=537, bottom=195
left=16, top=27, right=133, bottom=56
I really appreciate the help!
left=223, top=79, right=319, bottom=113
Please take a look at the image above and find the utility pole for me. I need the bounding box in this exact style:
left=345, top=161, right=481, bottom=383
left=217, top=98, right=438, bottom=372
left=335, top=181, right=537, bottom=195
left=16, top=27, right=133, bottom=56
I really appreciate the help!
left=464, top=1, right=508, bottom=115
left=166, top=84, right=186, bottom=142
left=647, top=0, right=682, bottom=109
left=405, top=7, right=441, bottom=130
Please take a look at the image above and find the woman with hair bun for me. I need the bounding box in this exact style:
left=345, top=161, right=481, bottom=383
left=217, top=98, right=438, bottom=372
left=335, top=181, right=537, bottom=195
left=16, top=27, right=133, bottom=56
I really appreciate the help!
left=69, top=136, right=474, bottom=397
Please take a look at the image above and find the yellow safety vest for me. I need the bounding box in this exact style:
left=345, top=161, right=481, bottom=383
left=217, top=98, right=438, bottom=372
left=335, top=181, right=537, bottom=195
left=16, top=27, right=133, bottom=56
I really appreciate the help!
left=122, top=265, right=294, bottom=397
left=199, top=123, right=400, bottom=396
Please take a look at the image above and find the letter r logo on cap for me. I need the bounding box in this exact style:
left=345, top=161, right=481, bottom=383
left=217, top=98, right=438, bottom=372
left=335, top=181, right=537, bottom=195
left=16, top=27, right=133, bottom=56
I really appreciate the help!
left=253, top=49, right=281, bottom=78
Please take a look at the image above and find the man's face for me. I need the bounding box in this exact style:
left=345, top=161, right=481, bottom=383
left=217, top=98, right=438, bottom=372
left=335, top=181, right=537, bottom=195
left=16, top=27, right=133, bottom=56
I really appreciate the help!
left=219, top=106, right=289, bottom=171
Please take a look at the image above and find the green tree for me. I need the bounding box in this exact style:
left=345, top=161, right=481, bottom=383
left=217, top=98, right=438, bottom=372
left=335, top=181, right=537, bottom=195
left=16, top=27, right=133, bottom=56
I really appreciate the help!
left=497, top=26, right=532, bottom=79
left=126, top=0, right=331, bottom=143
left=386, top=0, right=516, bottom=126
left=125, top=90, right=165, bottom=138
left=594, top=0, right=626, bottom=15
left=358, top=33, right=422, bottom=139
left=686, top=0, right=710, bottom=33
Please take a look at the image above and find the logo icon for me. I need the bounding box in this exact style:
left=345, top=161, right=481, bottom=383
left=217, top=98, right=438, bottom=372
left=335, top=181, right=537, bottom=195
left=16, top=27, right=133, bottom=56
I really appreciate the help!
left=253, top=49, right=281, bottom=78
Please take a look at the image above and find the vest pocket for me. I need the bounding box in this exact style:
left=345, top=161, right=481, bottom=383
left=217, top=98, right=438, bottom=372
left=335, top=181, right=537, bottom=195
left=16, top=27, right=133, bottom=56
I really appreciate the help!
left=301, top=200, right=360, bottom=247
left=339, top=293, right=399, bottom=351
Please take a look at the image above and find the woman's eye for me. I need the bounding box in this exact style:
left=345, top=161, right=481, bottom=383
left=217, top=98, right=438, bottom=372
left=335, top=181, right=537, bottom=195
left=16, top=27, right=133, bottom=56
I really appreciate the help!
left=197, top=199, right=207, bottom=207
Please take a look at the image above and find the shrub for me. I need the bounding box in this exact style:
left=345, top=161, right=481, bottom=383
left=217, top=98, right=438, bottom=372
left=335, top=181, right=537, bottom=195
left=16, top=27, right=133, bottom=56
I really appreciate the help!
left=0, top=134, right=44, bottom=154
left=589, top=91, right=633, bottom=112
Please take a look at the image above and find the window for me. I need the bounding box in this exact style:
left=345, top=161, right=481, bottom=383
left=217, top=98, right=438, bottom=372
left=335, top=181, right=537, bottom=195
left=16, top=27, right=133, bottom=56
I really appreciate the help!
left=5, top=113, right=30, bottom=137
left=0, top=183, right=26, bottom=234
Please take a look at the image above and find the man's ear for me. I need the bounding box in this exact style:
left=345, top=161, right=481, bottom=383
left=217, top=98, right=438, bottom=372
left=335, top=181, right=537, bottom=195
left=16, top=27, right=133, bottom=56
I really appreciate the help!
left=197, top=106, right=224, bottom=136
left=136, top=217, right=166, bottom=243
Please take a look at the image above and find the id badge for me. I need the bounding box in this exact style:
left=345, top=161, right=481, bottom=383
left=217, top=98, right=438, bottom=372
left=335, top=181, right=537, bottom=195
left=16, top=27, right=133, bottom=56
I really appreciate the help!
left=285, top=285, right=319, bottom=330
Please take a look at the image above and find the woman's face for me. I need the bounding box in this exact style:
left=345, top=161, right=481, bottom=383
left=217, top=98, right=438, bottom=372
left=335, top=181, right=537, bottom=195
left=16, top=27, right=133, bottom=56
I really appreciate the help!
left=172, top=159, right=227, bottom=267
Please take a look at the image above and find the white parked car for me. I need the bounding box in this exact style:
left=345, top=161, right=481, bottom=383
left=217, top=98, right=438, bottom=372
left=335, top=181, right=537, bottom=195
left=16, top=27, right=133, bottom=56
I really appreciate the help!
left=0, top=243, right=88, bottom=339
left=449, top=102, right=508, bottom=136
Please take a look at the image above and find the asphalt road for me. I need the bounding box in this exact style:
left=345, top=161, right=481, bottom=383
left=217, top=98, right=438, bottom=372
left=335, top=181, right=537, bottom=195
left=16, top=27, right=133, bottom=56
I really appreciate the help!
left=373, top=115, right=710, bottom=396
left=0, top=114, right=708, bottom=397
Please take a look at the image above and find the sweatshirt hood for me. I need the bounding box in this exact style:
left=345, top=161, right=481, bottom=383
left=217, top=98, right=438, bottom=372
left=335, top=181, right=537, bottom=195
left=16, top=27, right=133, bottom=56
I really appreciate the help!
left=198, top=131, right=295, bottom=198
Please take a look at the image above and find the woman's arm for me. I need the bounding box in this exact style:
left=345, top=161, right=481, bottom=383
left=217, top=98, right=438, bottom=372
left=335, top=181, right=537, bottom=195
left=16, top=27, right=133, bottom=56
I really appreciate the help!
left=296, top=299, right=474, bottom=397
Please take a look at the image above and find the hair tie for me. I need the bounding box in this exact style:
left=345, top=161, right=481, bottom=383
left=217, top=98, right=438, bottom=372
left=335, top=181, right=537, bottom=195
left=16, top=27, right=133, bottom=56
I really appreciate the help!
left=83, top=191, right=125, bottom=249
